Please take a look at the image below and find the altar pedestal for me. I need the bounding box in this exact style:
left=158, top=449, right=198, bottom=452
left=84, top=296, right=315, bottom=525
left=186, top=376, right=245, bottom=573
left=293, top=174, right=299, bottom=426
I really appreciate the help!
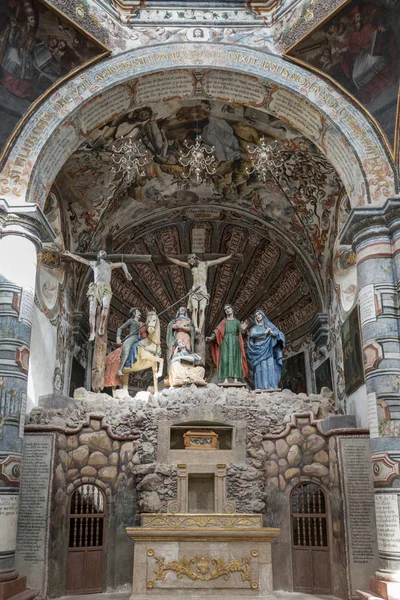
left=126, top=514, right=279, bottom=600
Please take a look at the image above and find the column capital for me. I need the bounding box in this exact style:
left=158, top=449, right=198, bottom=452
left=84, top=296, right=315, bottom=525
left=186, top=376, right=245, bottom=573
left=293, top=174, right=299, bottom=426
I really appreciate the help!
left=339, top=197, right=400, bottom=248
left=0, top=199, right=55, bottom=251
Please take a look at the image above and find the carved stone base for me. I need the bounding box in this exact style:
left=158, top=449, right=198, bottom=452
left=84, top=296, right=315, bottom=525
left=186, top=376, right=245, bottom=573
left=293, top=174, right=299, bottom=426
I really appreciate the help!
left=218, top=382, right=247, bottom=387
left=358, top=575, right=400, bottom=600
left=254, top=388, right=281, bottom=393
left=0, top=576, right=38, bottom=600
left=126, top=514, right=279, bottom=599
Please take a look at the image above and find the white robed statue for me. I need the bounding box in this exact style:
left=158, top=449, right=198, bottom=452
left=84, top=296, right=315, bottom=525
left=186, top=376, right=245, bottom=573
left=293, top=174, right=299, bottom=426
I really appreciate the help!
left=168, top=339, right=207, bottom=387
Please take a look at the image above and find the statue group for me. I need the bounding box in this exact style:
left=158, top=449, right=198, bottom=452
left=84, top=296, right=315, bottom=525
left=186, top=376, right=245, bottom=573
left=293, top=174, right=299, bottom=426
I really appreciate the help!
left=67, top=248, right=285, bottom=393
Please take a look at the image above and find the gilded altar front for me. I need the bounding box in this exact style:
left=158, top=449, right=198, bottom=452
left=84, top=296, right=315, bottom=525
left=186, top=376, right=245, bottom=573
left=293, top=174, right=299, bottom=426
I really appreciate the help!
left=126, top=513, right=280, bottom=600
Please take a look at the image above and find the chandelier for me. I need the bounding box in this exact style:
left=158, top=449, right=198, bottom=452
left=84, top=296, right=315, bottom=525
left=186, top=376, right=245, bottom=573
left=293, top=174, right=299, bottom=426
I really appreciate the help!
left=179, top=134, right=217, bottom=186
left=246, top=138, right=283, bottom=183
left=111, top=137, right=150, bottom=182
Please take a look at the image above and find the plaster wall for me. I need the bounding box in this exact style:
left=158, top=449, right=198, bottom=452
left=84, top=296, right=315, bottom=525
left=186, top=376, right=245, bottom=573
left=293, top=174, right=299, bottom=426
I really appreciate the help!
left=346, top=384, right=368, bottom=430
left=27, top=305, right=57, bottom=411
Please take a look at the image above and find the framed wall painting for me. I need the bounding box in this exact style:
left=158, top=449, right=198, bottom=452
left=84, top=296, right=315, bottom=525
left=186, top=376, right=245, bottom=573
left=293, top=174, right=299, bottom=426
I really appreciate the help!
left=280, top=351, right=308, bottom=394
left=341, top=306, right=364, bottom=395
left=315, top=358, right=333, bottom=394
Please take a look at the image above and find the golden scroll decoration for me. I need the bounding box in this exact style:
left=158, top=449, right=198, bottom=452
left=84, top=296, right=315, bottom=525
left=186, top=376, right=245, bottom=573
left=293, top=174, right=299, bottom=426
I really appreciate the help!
left=153, top=554, right=254, bottom=583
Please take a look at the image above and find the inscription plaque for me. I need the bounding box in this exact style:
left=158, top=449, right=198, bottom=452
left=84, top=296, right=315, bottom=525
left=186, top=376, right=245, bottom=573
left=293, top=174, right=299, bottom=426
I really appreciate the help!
left=18, top=287, right=34, bottom=325
left=339, top=437, right=378, bottom=597
left=16, top=434, right=54, bottom=599
left=375, top=494, right=400, bottom=554
left=0, top=494, right=19, bottom=552
left=359, top=285, right=376, bottom=327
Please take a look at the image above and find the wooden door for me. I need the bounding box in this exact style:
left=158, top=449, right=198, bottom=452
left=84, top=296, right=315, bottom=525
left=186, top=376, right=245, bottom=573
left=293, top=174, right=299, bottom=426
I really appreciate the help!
left=291, top=482, right=332, bottom=594
left=66, top=484, right=105, bottom=594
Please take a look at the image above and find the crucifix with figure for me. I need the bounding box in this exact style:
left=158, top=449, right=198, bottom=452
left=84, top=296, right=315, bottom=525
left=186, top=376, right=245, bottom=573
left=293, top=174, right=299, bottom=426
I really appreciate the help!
left=62, top=243, right=153, bottom=392
left=166, top=253, right=232, bottom=335
left=162, top=252, right=242, bottom=362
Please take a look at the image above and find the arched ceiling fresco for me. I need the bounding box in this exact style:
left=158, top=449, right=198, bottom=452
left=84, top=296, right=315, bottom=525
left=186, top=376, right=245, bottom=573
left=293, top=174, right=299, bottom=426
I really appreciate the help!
left=55, top=96, right=346, bottom=348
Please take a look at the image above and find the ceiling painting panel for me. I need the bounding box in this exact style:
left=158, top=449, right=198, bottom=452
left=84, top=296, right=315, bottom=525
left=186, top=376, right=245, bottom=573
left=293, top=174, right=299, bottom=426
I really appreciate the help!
left=0, top=0, right=106, bottom=157
left=287, top=0, right=400, bottom=150
left=56, top=97, right=343, bottom=292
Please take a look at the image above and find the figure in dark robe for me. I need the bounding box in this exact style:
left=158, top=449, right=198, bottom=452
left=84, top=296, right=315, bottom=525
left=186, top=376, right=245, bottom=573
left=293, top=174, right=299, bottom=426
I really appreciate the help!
left=0, top=6, right=37, bottom=99
left=116, top=307, right=147, bottom=376
left=341, top=6, right=398, bottom=104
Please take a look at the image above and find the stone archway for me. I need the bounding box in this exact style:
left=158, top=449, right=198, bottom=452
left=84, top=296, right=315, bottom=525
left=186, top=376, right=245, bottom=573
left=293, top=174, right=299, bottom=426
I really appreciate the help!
left=0, top=43, right=396, bottom=211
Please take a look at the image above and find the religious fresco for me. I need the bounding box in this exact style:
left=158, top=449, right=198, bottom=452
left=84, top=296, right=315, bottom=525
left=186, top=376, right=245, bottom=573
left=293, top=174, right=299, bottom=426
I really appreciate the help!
left=0, top=0, right=105, bottom=155
left=35, top=189, right=66, bottom=323
left=341, top=305, right=364, bottom=395
left=315, top=358, right=333, bottom=393
left=56, top=98, right=344, bottom=291
left=3, top=55, right=394, bottom=210
left=288, top=0, right=400, bottom=148
left=280, top=352, right=308, bottom=393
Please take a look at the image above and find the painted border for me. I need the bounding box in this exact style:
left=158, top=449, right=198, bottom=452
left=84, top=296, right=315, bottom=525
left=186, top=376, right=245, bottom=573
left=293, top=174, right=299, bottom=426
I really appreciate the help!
left=0, top=43, right=396, bottom=209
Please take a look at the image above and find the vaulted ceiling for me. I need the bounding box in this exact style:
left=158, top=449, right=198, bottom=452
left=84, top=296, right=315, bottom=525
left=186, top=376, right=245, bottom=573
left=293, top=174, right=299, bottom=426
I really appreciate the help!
left=55, top=97, right=346, bottom=348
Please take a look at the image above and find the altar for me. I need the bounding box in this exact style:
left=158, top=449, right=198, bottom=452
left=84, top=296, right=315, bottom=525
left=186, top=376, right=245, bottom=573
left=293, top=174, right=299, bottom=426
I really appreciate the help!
left=126, top=513, right=279, bottom=600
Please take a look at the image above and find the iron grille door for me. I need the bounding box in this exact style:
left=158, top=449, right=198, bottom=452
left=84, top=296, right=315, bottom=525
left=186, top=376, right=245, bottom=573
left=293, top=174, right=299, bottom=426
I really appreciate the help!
left=66, top=484, right=105, bottom=594
left=291, top=482, right=332, bottom=594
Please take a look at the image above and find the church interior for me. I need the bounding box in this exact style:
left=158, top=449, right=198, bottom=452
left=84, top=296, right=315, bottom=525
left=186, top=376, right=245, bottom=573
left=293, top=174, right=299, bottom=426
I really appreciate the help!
left=0, top=1, right=400, bottom=600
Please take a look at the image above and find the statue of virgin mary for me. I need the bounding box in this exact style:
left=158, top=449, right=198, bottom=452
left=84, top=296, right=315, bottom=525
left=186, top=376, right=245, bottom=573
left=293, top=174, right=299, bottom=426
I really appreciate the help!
left=247, top=310, right=285, bottom=390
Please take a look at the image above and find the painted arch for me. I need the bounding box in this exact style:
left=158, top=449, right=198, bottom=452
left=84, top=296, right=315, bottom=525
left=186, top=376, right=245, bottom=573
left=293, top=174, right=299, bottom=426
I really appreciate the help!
left=0, top=42, right=396, bottom=209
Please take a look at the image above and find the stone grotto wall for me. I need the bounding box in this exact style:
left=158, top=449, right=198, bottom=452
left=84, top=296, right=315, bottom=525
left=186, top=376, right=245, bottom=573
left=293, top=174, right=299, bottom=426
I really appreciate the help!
left=23, top=385, right=368, bottom=598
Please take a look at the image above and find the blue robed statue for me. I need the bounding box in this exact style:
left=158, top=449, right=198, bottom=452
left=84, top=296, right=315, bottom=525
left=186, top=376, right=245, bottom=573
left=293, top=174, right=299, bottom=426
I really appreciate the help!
left=247, top=310, right=285, bottom=390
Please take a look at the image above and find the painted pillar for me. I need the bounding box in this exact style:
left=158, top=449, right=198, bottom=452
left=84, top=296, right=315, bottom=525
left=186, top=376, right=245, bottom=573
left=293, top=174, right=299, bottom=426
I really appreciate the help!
left=341, top=199, right=400, bottom=599
left=0, top=201, right=54, bottom=591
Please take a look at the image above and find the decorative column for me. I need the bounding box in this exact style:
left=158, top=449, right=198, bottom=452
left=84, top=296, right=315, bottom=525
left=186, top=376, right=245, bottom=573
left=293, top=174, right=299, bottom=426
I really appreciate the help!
left=0, top=200, right=54, bottom=596
left=340, top=198, right=400, bottom=600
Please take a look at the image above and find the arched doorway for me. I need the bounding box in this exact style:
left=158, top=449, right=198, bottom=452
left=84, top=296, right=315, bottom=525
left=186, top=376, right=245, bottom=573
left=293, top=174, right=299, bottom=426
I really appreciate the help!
left=291, top=482, right=331, bottom=594
left=66, top=483, right=106, bottom=594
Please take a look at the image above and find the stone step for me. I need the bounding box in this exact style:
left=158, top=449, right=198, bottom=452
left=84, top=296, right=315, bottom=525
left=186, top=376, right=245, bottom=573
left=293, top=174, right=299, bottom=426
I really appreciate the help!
left=0, top=576, right=26, bottom=600
left=6, top=590, right=39, bottom=600
left=370, top=576, right=400, bottom=600
left=357, top=590, right=383, bottom=600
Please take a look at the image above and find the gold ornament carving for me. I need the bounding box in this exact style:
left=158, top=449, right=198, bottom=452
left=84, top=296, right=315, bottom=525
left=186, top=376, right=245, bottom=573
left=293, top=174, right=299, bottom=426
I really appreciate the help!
left=146, top=581, right=154, bottom=589
left=39, top=249, right=60, bottom=269
left=251, top=549, right=259, bottom=557
left=147, top=548, right=154, bottom=556
left=153, top=554, right=253, bottom=583
left=141, top=514, right=262, bottom=529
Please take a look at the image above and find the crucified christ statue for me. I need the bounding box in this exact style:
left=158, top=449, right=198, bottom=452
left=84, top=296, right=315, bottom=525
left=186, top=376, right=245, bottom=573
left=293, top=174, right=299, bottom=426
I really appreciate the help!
left=166, top=253, right=232, bottom=334
left=64, top=249, right=133, bottom=342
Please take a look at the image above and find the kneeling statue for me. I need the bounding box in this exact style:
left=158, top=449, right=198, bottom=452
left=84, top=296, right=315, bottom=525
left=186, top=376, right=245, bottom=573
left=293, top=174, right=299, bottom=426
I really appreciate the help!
left=168, top=339, right=207, bottom=387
